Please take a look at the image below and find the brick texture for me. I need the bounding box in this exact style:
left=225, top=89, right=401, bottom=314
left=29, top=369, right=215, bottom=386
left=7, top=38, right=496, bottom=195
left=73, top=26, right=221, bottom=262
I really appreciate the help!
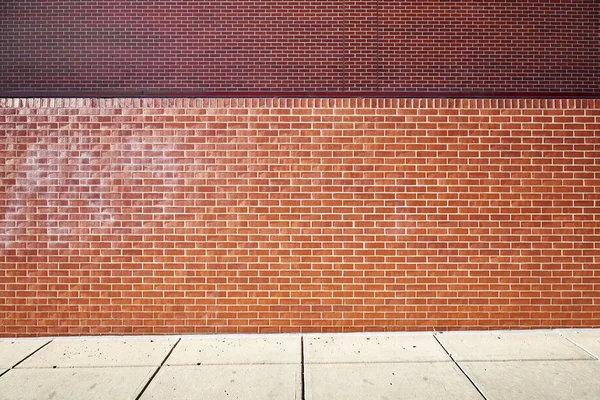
left=1, top=97, right=599, bottom=336
left=1, top=1, right=599, bottom=94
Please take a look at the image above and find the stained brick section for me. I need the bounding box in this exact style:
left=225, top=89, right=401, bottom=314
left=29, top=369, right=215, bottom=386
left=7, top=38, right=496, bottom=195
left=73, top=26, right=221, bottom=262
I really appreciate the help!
left=0, top=98, right=599, bottom=336
left=0, top=1, right=598, bottom=93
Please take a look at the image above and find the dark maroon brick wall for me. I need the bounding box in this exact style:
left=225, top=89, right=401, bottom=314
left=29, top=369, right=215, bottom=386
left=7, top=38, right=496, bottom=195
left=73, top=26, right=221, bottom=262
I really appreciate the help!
left=1, top=0, right=599, bottom=94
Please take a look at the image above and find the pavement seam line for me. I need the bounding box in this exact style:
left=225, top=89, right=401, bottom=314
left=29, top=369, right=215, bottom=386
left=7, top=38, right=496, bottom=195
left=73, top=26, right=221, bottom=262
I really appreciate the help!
left=10, top=340, right=53, bottom=369
left=558, top=333, right=599, bottom=360
left=302, top=360, right=451, bottom=365
left=163, top=362, right=299, bottom=367
left=433, top=335, right=489, bottom=400
left=135, top=337, right=181, bottom=400
left=300, top=336, right=305, bottom=400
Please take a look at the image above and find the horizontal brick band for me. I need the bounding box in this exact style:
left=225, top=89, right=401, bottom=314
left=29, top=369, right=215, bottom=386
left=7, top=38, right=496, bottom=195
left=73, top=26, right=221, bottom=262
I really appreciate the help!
left=1, top=0, right=599, bottom=93
left=1, top=91, right=599, bottom=99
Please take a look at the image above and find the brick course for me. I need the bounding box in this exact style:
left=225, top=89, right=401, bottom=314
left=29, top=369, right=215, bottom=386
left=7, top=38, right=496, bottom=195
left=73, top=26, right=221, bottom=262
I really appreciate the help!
left=1, top=97, right=599, bottom=336
left=1, top=1, right=599, bottom=94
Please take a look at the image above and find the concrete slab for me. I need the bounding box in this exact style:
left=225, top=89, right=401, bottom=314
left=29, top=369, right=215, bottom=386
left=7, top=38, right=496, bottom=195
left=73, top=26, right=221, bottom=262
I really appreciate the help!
left=561, top=331, right=600, bottom=359
left=304, top=334, right=449, bottom=364
left=436, top=331, right=592, bottom=361
left=166, top=335, right=300, bottom=365
left=0, top=366, right=155, bottom=400
left=461, top=360, right=600, bottom=400
left=0, top=339, right=49, bottom=368
left=140, top=364, right=302, bottom=400
left=17, top=337, right=177, bottom=368
left=306, top=362, right=483, bottom=400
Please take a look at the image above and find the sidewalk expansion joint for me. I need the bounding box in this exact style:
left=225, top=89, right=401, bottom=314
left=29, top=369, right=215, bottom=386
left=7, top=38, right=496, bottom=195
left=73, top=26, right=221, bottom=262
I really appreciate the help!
left=11, top=340, right=53, bottom=369
left=0, top=340, right=53, bottom=379
left=300, top=335, right=306, bottom=400
left=558, top=332, right=599, bottom=361
left=433, top=335, right=489, bottom=400
left=135, top=337, right=181, bottom=400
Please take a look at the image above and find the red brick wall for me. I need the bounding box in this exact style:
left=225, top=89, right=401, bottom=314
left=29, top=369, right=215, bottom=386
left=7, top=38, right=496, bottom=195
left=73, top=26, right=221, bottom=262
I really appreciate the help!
left=1, top=1, right=599, bottom=94
left=1, top=97, right=599, bottom=336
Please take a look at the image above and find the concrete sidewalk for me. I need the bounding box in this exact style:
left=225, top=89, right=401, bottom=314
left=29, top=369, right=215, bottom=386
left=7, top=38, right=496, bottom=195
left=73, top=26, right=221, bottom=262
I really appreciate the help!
left=0, top=329, right=599, bottom=400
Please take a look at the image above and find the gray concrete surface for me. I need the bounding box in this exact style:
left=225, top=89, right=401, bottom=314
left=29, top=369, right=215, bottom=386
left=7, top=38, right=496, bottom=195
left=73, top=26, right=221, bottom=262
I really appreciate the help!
left=0, top=366, right=155, bottom=400
left=153, top=335, right=302, bottom=399
left=0, top=339, right=48, bottom=368
left=304, top=333, right=450, bottom=363
left=166, top=335, right=300, bottom=365
left=306, top=362, right=484, bottom=400
left=561, top=331, right=600, bottom=359
left=0, top=329, right=598, bottom=400
left=17, top=337, right=177, bottom=368
left=435, top=331, right=593, bottom=361
left=141, top=364, right=302, bottom=400
left=460, top=360, right=600, bottom=400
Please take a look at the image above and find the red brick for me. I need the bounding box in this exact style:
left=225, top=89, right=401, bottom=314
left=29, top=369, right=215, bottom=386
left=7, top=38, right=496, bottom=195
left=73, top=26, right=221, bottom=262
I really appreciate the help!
left=0, top=97, right=599, bottom=336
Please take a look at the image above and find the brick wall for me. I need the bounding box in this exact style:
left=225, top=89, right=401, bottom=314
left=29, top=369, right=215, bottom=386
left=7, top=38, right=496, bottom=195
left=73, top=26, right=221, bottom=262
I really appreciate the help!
left=1, top=97, right=599, bottom=336
left=1, top=0, right=599, bottom=94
